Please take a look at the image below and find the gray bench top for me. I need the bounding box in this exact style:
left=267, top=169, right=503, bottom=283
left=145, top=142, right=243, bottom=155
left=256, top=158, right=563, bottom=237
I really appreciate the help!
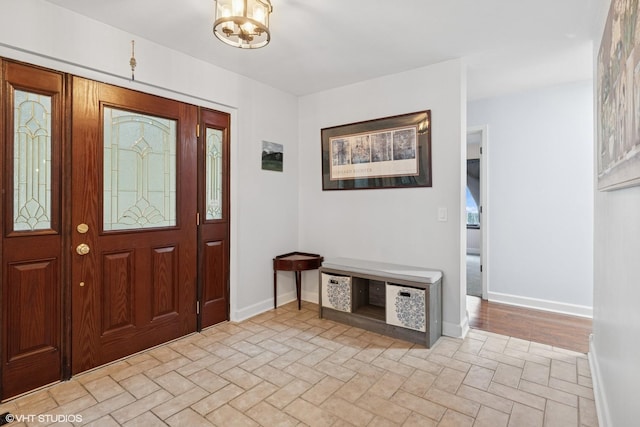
left=321, top=257, right=442, bottom=284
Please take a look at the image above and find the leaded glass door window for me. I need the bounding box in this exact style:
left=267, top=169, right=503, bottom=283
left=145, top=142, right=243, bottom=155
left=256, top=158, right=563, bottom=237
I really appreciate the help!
left=103, top=107, right=177, bottom=230
left=13, top=90, right=53, bottom=231
left=206, top=128, right=224, bottom=220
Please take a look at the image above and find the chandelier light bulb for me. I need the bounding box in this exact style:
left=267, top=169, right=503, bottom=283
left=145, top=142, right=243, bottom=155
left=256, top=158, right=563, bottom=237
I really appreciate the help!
left=253, top=6, right=265, bottom=25
left=232, top=0, right=244, bottom=16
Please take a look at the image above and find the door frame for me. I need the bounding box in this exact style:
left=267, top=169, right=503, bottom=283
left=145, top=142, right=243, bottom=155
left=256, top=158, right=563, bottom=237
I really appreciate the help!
left=0, top=58, right=233, bottom=398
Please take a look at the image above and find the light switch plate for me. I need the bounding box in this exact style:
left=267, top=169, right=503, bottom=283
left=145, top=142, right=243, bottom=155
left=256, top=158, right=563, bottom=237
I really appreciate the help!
left=438, top=207, right=448, bottom=222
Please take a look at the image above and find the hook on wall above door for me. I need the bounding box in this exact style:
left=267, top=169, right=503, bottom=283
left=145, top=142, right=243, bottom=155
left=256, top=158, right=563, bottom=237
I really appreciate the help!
left=129, top=40, right=137, bottom=81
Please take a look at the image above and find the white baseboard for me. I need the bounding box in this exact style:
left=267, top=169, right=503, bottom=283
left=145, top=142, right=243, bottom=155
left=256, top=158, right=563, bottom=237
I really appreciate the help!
left=231, top=290, right=315, bottom=322
left=488, top=291, right=593, bottom=318
left=443, top=316, right=469, bottom=339
left=301, top=289, right=319, bottom=304
left=589, top=334, right=611, bottom=427
left=231, top=298, right=274, bottom=322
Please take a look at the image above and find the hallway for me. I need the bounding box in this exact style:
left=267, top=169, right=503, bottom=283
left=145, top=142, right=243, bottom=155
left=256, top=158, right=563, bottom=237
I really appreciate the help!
left=467, top=296, right=592, bottom=354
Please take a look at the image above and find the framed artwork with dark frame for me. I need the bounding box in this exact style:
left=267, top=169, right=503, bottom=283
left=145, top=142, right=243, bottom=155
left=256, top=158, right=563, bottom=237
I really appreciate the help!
left=321, top=110, right=431, bottom=190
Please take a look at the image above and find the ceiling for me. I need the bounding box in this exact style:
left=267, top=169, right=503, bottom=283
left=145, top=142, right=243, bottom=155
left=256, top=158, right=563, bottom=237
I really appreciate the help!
left=44, top=0, right=605, bottom=100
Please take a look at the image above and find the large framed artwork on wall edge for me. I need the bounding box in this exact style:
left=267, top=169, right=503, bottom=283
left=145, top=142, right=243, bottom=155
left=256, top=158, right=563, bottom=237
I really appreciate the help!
left=321, top=110, right=432, bottom=191
left=597, top=0, right=640, bottom=191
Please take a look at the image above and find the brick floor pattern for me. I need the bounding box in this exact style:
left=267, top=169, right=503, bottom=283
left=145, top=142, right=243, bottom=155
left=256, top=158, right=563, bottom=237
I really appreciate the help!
left=0, top=302, right=599, bottom=426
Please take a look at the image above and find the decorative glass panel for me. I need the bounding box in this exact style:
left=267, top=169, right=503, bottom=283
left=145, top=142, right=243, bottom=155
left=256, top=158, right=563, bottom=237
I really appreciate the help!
left=103, top=107, right=177, bottom=230
left=206, top=128, right=223, bottom=220
left=13, top=90, right=52, bottom=231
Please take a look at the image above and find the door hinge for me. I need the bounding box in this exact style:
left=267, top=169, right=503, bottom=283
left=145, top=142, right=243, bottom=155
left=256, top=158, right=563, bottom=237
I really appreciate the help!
left=480, top=205, right=483, bottom=214
left=196, top=124, right=200, bottom=138
left=197, top=212, right=200, bottom=226
left=480, top=264, right=483, bottom=273
left=197, top=300, right=200, bottom=315
left=480, top=146, right=483, bottom=155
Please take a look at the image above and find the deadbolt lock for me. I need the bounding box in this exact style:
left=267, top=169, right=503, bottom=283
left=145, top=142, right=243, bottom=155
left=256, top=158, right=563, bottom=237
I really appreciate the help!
left=76, top=223, right=89, bottom=234
left=76, top=243, right=90, bottom=255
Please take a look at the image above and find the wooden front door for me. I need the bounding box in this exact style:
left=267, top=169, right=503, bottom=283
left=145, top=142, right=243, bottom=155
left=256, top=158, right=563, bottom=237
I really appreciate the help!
left=70, top=77, right=198, bottom=373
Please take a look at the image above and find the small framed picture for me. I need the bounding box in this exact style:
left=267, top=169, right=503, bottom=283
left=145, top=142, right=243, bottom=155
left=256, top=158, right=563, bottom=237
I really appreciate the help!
left=262, top=141, right=283, bottom=172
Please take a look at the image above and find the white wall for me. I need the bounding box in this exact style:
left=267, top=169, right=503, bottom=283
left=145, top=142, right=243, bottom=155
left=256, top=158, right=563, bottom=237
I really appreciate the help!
left=234, top=80, right=300, bottom=319
left=298, top=60, right=469, bottom=338
left=592, top=187, right=640, bottom=427
left=0, top=0, right=300, bottom=321
left=590, top=1, right=640, bottom=426
left=468, top=82, right=594, bottom=316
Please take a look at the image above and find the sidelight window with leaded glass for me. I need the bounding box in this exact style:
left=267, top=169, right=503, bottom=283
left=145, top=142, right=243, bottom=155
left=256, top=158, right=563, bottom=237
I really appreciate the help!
left=13, top=90, right=53, bottom=232
left=205, top=128, right=224, bottom=220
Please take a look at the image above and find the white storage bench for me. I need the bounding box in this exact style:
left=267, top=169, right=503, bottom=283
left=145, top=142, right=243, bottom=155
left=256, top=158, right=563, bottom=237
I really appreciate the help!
left=319, top=258, right=442, bottom=348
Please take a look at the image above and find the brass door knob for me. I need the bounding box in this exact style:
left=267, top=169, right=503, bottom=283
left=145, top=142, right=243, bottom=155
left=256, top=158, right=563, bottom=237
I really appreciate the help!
left=76, top=243, right=90, bottom=255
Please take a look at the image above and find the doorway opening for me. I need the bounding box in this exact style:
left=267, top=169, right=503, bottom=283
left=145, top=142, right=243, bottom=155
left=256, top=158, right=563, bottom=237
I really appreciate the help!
left=466, top=126, right=488, bottom=299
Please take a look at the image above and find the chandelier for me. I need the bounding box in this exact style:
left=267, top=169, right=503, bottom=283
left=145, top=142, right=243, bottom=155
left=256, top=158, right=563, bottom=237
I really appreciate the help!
left=213, top=0, right=273, bottom=49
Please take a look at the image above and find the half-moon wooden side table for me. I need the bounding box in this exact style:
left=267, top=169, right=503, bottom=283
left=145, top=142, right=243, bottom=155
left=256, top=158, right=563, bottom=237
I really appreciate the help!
left=273, top=252, right=324, bottom=310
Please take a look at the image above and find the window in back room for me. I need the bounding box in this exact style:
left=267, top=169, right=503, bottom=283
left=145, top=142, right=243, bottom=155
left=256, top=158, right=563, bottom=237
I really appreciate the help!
left=466, top=159, right=480, bottom=228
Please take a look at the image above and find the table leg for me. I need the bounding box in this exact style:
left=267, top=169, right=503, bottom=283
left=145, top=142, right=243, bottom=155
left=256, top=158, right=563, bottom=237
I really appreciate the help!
left=295, top=270, right=302, bottom=310
left=273, top=269, right=277, bottom=309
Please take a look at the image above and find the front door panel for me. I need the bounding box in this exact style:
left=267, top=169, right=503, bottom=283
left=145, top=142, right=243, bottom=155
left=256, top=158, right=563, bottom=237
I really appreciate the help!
left=1, top=61, right=64, bottom=399
left=71, top=77, right=197, bottom=373
left=199, top=109, right=230, bottom=328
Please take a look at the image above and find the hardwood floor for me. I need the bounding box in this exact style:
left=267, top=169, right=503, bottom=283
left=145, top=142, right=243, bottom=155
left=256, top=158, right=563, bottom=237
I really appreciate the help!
left=466, top=296, right=592, bottom=353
